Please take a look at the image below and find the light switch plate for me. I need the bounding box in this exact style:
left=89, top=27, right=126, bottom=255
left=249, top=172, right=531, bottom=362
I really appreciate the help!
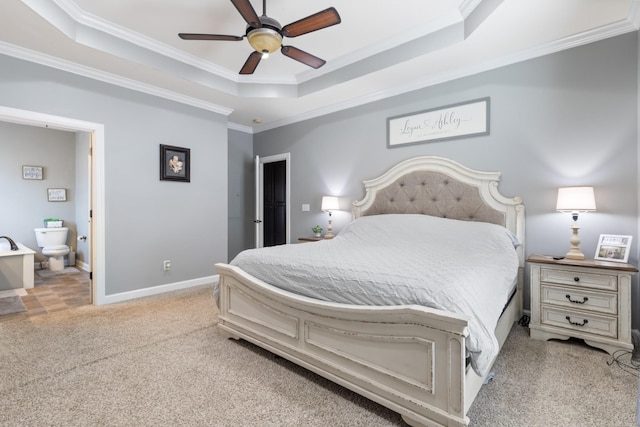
left=302, top=204, right=310, bottom=212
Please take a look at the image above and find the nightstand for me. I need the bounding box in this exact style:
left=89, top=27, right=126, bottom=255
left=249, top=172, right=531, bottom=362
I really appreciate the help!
left=298, top=237, right=324, bottom=243
left=528, top=254, right=637, bottom=355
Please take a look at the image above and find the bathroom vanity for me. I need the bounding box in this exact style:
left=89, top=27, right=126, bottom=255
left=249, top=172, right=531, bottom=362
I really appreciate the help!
left=0, top=242, right=35, bottom=292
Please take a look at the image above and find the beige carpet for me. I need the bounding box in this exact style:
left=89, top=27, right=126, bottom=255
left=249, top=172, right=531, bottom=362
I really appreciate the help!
left=0, top=284, right=637, bottom=426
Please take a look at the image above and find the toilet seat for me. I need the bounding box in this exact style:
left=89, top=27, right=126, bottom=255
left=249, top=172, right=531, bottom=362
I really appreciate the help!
left=42, top=245, right=70, bottom=257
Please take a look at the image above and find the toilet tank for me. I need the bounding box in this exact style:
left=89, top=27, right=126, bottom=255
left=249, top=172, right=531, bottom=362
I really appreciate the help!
left=34, top=227, right=69, bottom=247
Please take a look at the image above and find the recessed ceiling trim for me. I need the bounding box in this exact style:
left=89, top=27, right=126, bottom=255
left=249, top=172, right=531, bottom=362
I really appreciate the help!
left=297, top=23, right=464, bottom=98
left=10, top=1, right=638, bottom=133
left=253, top=16, right=639, bottom=133
left=462, top=0, right=504, bottom=37
left=20, top=0, right=501, bottom=99
left=0, top=41, right=233, bottom=116
left=21, top=0, right=244, bottom=95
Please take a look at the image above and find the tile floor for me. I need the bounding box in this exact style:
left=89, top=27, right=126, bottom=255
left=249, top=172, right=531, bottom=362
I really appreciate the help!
left=0, top=266, right=90, bottom=322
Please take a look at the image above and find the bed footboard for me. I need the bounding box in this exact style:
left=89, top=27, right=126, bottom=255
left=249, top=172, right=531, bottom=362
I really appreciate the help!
left=216, top=263, right=476, bottom=427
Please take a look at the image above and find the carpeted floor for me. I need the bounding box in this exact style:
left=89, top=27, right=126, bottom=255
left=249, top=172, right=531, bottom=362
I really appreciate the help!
left=0, top=295, right=26, bottom=315
left=0, top=284, right=637, bottom=426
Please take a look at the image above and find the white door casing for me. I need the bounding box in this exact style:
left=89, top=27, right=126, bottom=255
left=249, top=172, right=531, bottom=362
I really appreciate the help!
left=255, top=153, right=291, bottom=248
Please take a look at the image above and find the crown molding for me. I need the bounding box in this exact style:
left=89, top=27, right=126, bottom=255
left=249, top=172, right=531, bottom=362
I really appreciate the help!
left=0, top=41, right=233, bottom=116
left=20, top=0, right=500, bottom=98
left=7, top=1, right=639, bottom=133
left=227, top=121, right=253, bottom=134
left=252, top=16, right=639, bottom=133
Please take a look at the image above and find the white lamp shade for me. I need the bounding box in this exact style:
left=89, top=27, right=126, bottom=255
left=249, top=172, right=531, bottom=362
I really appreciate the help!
left=321, top=196, right=339, bottom=211
left=556, top=186, right=596, bottom=212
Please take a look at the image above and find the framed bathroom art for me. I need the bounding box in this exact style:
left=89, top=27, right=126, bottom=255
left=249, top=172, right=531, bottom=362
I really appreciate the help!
left=47, top=188, right=67, bottom=202
left=160, top=144, right=190, bottom=182
left=23, top=165, right=43, bottom=180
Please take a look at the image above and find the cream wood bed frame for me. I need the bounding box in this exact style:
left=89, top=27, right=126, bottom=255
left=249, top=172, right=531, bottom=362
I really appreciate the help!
left=215, top=156, right=525, bottom=427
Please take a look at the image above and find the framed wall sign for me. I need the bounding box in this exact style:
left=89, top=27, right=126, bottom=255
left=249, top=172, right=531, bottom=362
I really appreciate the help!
left=47, top=188, right=67, bottom=202
left=387, top=97, right=490, bottom=148
left=594, top=234, right=632, bottom=263
left=160, top=144, right=190, bottom=182
left=23, top=165, right=43, bottom=180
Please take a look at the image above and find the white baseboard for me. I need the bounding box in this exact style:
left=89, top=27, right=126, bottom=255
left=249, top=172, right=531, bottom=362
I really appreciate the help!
left=99, top=275, right=219, bottom=305
left=76, top=260, right=90, bottom=272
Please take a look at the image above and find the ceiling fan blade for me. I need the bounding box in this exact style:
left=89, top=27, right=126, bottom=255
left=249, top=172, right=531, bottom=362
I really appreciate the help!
left=281, top=46, right=326, bottom=69
left=230, top=0, right=261, bottom=28
left=281, top=7, right=341, bottom=38
left=179, top=33, right=244, bottom=41
left=239, top=51, right=263, bottom=74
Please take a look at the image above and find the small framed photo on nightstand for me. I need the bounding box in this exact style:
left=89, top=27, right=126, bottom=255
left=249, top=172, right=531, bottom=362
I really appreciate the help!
left=595, top=234, right=632, bottom=263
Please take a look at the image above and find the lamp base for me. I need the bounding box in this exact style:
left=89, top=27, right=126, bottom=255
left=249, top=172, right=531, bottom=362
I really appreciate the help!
left=565, top=223, right=585, bottom=260
left=325, top=218, right=334, bottom=239
left=565, top=250, right=585, bottom=260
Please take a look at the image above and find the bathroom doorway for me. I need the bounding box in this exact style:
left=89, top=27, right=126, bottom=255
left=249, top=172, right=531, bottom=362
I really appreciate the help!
left=0, top=105, right=105, bottom=305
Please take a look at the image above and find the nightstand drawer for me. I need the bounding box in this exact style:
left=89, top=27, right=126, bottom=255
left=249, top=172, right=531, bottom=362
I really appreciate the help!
left=540, top=284, right=617, bottom=315
left=540, top=306, right=617, bottom=339
left=540, top=268, right=617, bottom=291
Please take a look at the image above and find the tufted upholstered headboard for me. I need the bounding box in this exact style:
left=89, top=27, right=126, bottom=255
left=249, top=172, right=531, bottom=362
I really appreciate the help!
left=352, top=156, right=525, bottom=266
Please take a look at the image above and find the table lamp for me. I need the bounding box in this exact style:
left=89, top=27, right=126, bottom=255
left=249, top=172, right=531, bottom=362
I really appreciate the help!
left=556, top=186, right=596, bottom=260
left=321, top=196, right=339, bottom=239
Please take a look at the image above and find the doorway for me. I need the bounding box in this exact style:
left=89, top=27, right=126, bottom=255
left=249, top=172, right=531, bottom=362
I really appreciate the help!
left=0, top=105, right=105, bottom=305
left=255, top=153, right=290, bottom=248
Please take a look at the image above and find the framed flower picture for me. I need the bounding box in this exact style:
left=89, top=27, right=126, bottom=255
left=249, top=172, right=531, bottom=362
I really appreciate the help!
left=160, top=144, right=190, bottom=182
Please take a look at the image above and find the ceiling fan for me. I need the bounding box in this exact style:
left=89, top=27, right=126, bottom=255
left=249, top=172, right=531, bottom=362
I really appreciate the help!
left=179, top=0, right=341, bottom=75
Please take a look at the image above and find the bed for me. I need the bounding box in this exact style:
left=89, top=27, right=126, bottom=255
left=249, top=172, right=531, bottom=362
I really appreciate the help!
left=214, top=156, right=525, bottom=427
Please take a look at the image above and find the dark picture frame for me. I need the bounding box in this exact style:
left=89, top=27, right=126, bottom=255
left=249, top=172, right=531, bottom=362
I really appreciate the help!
left=160, top=144, right=190, bottom=182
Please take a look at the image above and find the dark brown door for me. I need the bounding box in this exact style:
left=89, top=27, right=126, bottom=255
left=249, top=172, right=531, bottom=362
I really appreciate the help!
left=263, top=160, right=287, bottom=246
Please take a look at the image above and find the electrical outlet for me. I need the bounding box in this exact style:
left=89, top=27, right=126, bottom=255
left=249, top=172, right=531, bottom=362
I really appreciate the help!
left=163, top=260, right=171, bottom=271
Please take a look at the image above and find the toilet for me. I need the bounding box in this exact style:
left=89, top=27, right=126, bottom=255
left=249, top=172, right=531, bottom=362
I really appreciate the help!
left=34, top=227, right=70, bottom=272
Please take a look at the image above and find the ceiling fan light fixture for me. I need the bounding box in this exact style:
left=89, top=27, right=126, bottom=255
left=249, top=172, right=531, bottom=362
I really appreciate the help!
left=247, top=27, right=282, bottom=54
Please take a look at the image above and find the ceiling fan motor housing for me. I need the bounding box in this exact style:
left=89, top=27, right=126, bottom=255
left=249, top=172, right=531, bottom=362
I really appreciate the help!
left=247, top=16, right=282, bottom=54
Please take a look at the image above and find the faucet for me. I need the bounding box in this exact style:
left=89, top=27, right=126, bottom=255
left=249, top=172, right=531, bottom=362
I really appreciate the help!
left=0, top=236, right=19, bottom=251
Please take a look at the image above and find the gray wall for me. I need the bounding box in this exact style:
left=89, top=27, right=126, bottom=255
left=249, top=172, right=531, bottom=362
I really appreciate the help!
left=252, top=33, right=640, bottom=326
left=0, top=122, right=77, bottom=265
left=228, top=129, right=255, bottom=260
left=0, top=54, right=228, bottom=297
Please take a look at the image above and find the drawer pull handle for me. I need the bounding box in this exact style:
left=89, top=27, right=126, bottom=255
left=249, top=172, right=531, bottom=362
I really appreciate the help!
left=573, top=277, right=580, bottom=282
left=565, top=294, right=589, bottom=304
left=565, top=316, right=588, bottom=327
